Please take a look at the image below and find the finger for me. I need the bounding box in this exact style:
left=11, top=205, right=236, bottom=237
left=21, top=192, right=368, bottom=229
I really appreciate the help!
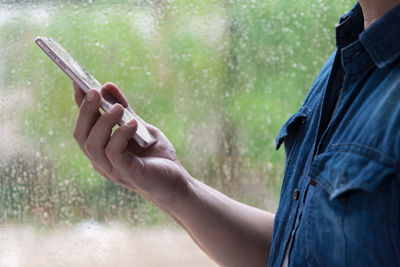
left=101, top=83, right=151, bottom=132
left=125, top=122, right=159, bottom=156
left=85, top=103, right=125, bottom=174
left=72, top=82, right=86, bottom=107
left=146, top=124, right=163, bottom=140
left=73, top=89, right=101, bottom=147
left=100, top=82, right=153, bottom=143
left=101, top=82, right=130, bottom=108
left=106, top=118, right=144, bottom=174
left=91, top=164, right=112, bottom=180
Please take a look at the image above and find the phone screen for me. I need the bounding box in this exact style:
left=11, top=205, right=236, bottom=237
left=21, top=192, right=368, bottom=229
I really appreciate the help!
left=35, top=36, right=156, bottom=148
left=37, top=37, right=103, bottom=91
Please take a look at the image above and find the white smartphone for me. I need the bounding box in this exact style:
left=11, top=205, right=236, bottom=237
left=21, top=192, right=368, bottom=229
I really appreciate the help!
left=35, top=36, right=156, bottom=148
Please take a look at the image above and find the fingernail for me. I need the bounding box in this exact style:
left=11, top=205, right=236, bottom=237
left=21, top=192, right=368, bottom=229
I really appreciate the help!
left=87, top=90, right=95, bottom=102
left=126, top=118, right=137, bottom=127
left=110, top=104, right=121, bottom=113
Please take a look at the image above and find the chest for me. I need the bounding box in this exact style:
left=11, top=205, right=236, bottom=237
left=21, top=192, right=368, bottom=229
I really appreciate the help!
left=274, top=62, right=400, bottom=267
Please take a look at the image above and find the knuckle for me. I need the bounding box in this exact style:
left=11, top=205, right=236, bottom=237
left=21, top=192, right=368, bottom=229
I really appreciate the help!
left=85, top=142, right=95, bottom=155
left=79, top=99, right=90, bottom=112
left=103, top=111, right=120, bottom=124
left=94, top=166, right=108, bottom=178
left=119, top=125, right=132, bottom=135
left=108, top=167, right=117, bottom=178
left=103, top=111, right=114, bottom=120
left=104, top=145, right=115, bottom=159
left=73, top=128, right=81, bottom=142
left=108, top=169, right=122, bottom=184
left=81, top=95, right=98, bottom=112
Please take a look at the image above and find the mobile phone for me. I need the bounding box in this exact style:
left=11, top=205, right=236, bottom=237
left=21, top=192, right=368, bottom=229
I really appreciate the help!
left=35, top=36, right=156, bottom=148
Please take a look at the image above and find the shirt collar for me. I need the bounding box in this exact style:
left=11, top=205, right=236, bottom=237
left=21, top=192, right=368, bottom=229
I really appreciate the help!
left=336, top=3, right=400, bottom=71
left=335, top=3, right=364, bottom=50
left=359, top=4, right=400, bottom=68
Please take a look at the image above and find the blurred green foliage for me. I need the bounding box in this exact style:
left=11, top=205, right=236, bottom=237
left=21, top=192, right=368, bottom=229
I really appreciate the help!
left=0, top=0, right=354, bottom=226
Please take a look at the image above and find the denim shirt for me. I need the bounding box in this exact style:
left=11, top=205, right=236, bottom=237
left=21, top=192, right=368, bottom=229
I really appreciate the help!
left=269, top=3, right=400, bottom=267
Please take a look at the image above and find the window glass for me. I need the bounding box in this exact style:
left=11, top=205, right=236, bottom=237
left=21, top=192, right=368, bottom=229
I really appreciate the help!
left=0, top=0, right=353, bottom=265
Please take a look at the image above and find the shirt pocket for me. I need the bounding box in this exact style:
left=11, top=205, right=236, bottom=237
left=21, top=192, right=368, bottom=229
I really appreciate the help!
left=308, top=151, right=395, bottom=200
left=303, top=150, right=400, bottom=266
left=275, top=105, right=310, bottom=155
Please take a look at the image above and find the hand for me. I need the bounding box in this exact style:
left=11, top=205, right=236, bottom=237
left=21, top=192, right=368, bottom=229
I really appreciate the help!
left=72, top=82, right=189, bottom=209
left=72, top=84, right=274, bottom=267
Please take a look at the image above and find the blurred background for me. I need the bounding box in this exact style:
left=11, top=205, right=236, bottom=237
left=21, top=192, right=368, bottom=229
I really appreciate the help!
left=0, top=0, right=353, bottom=266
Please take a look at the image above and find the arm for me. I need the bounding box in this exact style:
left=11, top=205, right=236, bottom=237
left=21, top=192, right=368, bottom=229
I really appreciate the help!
left=170, top=177, right=274, bottom=267
left=72, top=82, right=274, bottom=267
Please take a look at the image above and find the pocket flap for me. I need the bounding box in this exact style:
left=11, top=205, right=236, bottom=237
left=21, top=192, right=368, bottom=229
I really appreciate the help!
left=275, top=105, right=310, bottom=150
left=309, top=152, right=395, bottom=200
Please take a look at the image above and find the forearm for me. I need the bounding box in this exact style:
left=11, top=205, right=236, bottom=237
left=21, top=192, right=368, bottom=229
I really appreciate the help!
left=158, top=173, right=275, bottom=267
left=70, top=84, right=273, bottom=266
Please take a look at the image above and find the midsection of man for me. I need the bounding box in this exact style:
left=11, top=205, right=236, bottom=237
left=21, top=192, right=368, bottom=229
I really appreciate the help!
left=270, top=3, right=400, bottom=266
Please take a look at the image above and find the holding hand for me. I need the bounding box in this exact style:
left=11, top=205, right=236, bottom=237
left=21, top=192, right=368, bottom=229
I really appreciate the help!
left=72, top=82, right=189, bottom=210
left=72, top=82, right=274, bottom=267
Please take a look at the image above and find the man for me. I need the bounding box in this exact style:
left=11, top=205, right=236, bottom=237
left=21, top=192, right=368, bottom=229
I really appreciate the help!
left=71, top=0, right=400, bottom=266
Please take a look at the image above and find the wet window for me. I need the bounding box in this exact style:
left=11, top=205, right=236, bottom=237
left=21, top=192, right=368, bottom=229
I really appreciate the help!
left=0, top=0, right=353, bottom=265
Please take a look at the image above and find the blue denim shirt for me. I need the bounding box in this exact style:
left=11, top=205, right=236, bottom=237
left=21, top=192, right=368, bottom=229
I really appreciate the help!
left=269, top=3, right=400, bottom=266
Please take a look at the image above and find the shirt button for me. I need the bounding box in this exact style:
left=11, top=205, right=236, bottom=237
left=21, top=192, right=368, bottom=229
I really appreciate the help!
left=292, top=189, right=300, bottom=201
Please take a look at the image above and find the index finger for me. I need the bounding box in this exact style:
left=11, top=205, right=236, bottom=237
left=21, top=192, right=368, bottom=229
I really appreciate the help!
left=100, top=82, right=150, bottom=128
left=101, top=82, right=130, bottom=108
left=72, top=82, right=86, bottom=107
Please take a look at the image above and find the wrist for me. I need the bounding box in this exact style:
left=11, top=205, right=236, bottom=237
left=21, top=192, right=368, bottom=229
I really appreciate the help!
left=151, top=168, right=195, bottom=217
